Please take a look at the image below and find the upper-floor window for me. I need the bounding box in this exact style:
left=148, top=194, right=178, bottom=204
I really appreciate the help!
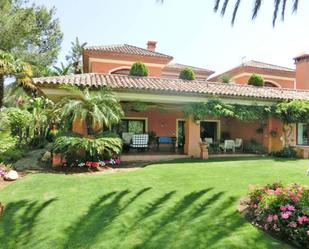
left=264, top=81, right=279, bottom=87
left=110, top=68, right=130, bottom=75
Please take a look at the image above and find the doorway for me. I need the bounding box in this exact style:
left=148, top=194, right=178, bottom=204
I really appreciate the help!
left=200, top=121, right=219, bottom=143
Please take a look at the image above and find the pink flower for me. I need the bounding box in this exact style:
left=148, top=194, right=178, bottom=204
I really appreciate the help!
left=307, top=230, right=309, bottom=236
left=280, top=205, right=287, bottom=212
left=286, top=204, right=295, bottom=212
left=273, top=215, right=278, bottom=221
left=267, top=215, right=274, bottom=222
left=281, top=212, right=290, bottom=219
left=264, top=224, right=269, bottom=230
left=297, top=216, right=309, bottom=224
left=288, top=221, right=297, bottom=228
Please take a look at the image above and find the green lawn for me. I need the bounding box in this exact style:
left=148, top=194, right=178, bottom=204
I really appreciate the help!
left=0, top=157, right=308, bottom=249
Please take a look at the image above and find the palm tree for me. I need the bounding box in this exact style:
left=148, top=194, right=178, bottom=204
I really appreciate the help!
left=214, top=0, right=299, bottom=26
left=53, top=62, right=72, bottom=76
left=54, top=86, right=124, bottom=134
left=0, top=50, right=34, bottom=107
left=65, top=37, right=87, bottom=74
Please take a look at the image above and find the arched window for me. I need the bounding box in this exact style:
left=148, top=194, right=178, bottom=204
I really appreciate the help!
left=264, top=81, right=280, bottom=88
left=109, top=67, right=130, bottom=75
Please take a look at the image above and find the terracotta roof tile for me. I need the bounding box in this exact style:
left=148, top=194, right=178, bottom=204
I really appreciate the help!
left=33, top=73, right=309, bottom=101
left=163, top=63, right=214, bottom=74
left=243, top=60, right=295, bottom=72
left=84, top=44, right=173, bottom=59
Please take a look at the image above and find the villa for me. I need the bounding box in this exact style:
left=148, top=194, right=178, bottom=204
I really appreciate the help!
left=33, top=41, right=309, bottom=161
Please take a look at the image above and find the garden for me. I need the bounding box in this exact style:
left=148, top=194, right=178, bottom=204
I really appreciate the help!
left=0, top=157, right=308, bottom=249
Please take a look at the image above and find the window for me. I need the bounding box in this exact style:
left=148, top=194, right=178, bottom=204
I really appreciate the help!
left=264, top=81, right=279, bottom=88
left=297, top=123, right=309, bottom=145
left=113, top=119, right=146, bottom=135
left=110, top=68, right=130, bottom=75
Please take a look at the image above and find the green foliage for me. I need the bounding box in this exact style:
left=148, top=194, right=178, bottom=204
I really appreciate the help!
left=54, top=86, right=123, bottom=132
left=275, top=100, right=309, bottom=124
left=5, top=107, right=32, bottom=144
left=244, top=139, right=267, bottom=154
left=184, top=99, right=271, bottom=121
left=0, top=146, right=28, bottom=164
left=129, top=62, right=149, bottom=77
left=53, top=62, right=72, bottom=76
left=271, top=146, right=298, bottom=158
left=53, top=132, right=122, bottom=161
left=220, top=74, right=231, bottom=83
left=0, top=50, right=34, bottom=107
left=0, top=0, right=63, bottom=76
left=179, top=68, right=195, bottom=80
left=248, top=74, right=264, bottom=86
left=65, top=37, right=87, bottom=74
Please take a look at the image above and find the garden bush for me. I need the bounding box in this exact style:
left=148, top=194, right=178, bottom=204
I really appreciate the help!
left=272, top=146, right=298, bottom=158
left=244, top=139, right=267, bottom=154
left=248, top=74, right=265, bottom=86
left=245, top=183, right=309, bottom=248
left=179, top=68, right=195, bottom=80
left=0, top=147, right=28, bottom=164
left=129, top=62, right=149, bottom=77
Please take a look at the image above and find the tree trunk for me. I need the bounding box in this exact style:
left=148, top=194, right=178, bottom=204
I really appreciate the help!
left=0, top=74, right=4, bottom=108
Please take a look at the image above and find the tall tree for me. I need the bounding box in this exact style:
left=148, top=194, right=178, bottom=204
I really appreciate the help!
left=66, top=37, right=87, bottom=74
left=0, top=0, right=63, bottom=76
left=0, top=50, right=34, bottom=107
left=213, top=0, right=299, bottom=26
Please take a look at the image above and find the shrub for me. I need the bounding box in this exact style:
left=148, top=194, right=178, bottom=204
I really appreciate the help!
left=245, top=139, right=266, bottom=154
left=129, top=62, right=149, bottom=77
left=248, top=74, right=264, bottom=86
left=0, top=147, right=28, bottom=163
left=53, top=132, right=122, bottom=166
left=272, top=146, right=297, bottom=158
left=221, top=74, right=231, bottom=83
left=179, top=68, right=195, bottom=80
left=245, top=183, right=309, bottom=248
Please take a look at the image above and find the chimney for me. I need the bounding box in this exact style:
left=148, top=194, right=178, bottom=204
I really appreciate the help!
left=294, top=53, right=309, bottom=90
left=147, top=41, right=157, bottom=52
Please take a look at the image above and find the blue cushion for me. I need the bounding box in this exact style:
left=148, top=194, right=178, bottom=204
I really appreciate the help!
left=159, top=137, right=172, bottom=143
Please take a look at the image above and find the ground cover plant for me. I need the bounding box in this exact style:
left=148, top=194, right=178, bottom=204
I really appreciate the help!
left=0, top=157, right=308, bottom=249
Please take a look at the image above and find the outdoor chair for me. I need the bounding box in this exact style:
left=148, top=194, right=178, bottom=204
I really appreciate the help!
left=130, top=134, right=149, bottom=150
left=204, top=138, right=213, bottom=146
left=234, top=138, right=243, bottom=151
left=220, top=140, right=235, bottom=153
left=122, top=132, right=134, bottom=145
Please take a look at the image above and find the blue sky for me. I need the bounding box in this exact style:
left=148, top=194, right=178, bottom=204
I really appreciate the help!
left=34, top=0, right=309, bottom=75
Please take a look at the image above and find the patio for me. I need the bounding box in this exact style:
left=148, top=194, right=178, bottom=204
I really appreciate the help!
left=117, top=105, right=280, bottom=161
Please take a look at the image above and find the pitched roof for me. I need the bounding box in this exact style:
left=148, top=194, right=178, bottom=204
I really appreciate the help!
left=84, top=44, right=173, bottom=59
left=163, top=63, right=215, bottom=74
left=243, top=60, right=295, bottom=72
left=32, top=73, right=309, bottom=101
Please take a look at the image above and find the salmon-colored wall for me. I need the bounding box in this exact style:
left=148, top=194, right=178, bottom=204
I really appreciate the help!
left=184, top=115, right=201, bottom=157
left=234, top=75, right=294, bottom=88
left=221, top=118, right=264, bottom=144
left=125, top=108, right=184, bottom=137
left=91, top=61, right=162, bottom=77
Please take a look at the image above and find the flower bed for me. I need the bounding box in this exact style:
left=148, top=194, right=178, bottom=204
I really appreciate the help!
left=62, top=155, right=121, bottom=169
left=244, top=183, right=309, bottom=248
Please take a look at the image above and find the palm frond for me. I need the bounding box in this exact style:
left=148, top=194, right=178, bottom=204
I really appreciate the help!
left=292, top=0, right=298, bottom=12
left=281, top=0, right=287, bottom=20
left=221, top=0, right=229, bottom=16
left=231, top=0, right=241, bottom=25
left=252, top=0, right=262, bottom=19
left=214, top=0, right=221, bottom=12
left=273, top=0, right=281, bottom=26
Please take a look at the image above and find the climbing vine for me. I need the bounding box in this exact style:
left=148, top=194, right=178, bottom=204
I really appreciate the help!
left=183, top=99, right=272, bottom=122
